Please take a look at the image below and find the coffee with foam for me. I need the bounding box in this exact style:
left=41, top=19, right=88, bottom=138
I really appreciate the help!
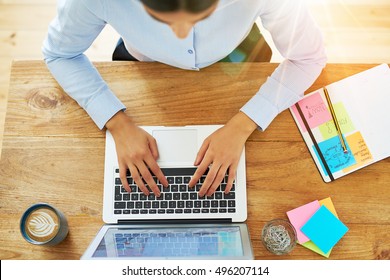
left=20, top=203, right=68, bottom=245
left=25, top=207, right=60, bottom=243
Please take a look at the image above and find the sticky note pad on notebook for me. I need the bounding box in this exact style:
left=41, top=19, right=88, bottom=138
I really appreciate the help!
left=286, top=200, right=321, bottom=244
left=301, top=205, right=349, bottom=254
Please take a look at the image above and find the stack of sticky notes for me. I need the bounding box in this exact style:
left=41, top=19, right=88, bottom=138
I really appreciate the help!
left=286, top=197, right=348, bottom=257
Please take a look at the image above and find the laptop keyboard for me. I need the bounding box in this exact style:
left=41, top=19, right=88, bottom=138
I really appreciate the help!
left=113, top=167, right=236, bottom=215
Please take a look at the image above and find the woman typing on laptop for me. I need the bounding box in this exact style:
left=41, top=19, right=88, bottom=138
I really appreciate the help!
left=42, top=0, right=326, bottom=198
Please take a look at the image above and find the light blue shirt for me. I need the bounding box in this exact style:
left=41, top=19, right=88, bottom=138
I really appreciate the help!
left=43, top=0, right=327, bottom=130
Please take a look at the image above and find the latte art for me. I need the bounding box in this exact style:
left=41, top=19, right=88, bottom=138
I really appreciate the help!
left=28, top=211, right=58, bottom=237
left=25, top=208, right=60, bottom=242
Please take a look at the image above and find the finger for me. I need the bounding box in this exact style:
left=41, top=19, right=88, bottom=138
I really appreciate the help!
left=147, top=135, right=159, bottom=160
left=137, top=161, right=161, bottom=196
left=193, top=138, right=210, bottom=166
left=144, top=155, right=168, bottom=188
left=119, top=163, right=131, bottom=193
left=189, top=148, right=211, bottom=188
left=189, top=157, right=212, bottom=190
left=225, top=164, right=238, bottom=194
left=199, top=163, right=221, bottom=197
left=129, top=164, right=150, bottom=196
left=206, top=165, right=228, bottom=196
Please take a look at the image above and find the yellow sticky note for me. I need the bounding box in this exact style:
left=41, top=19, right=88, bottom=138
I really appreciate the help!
left=343, top=131, right=373, bottom=173
left=319, top=197, right=338, bottom=218
left=300, top=197, right=338, bottom=258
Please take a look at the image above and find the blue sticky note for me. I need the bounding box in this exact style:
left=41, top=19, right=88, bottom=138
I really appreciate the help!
left=301, top=205, right=349, bottom=254
left=313, top=135, right=356, bottom=174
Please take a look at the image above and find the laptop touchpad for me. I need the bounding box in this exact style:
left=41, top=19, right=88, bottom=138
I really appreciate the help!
left=152, top=129, right=198, bottom=163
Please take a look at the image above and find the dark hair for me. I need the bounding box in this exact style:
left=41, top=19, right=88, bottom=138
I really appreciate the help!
left=140, top=0, right=218, bottom=13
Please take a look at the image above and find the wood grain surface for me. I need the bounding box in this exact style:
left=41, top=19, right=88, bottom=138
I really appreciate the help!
left=0, top=61, right=389, bottom=260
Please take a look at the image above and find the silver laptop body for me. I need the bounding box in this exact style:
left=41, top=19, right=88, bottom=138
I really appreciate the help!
left=103, top=125, right=247, bottom=224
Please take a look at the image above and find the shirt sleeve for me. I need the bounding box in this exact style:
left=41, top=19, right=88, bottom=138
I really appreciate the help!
left=240, top=0, right=327, bottom=131
left=42, top=0, right=126, bottom=129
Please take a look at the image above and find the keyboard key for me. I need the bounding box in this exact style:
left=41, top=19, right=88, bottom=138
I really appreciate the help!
left=144, top=201, right=151, bottom=208
left=114, top=202, right=126, bottom=209
left=224, top=192, right=235, bottom=199
left=202, top=201, right=210, bottom=208
left=219, top=200, right=227, bottom=208
left=185, top=201, right=193, bottom=208
left=127, top=202, right=135, bottom=209
left=175, top=177, right=183, bottom=184
left=135, top=202, right=142, bottom=209
left=178, top=201, right=185, bottom=208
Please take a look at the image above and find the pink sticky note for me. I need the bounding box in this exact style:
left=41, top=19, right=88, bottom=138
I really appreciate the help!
left=287, top=200, right=321, bottom=244
left=291, top=91, right=332, bottom=132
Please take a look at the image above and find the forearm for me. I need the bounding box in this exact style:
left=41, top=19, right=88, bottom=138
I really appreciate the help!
left=226, top=111, right=258, bottom=140
left=44, top=54, right=126, bottom=129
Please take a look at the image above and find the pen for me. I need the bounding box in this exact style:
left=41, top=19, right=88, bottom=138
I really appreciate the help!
left=323, top=87, right=348, bottom=153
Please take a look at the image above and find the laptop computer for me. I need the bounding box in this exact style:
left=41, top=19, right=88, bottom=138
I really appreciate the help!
left=81, top=125, right=253, bottom=259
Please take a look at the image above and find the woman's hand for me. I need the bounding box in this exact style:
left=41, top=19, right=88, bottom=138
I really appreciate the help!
left=105, top=111, right=168, bottom=196
left=188, top=112, right=257, bottom=197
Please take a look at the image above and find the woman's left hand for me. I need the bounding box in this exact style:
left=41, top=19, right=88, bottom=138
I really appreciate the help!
left=188, top=112, right=257, bottom=197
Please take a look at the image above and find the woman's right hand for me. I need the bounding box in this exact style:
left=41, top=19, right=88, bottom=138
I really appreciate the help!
left=105, top=111, right=168, bottom=196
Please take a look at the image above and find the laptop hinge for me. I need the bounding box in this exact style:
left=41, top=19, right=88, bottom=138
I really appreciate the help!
left=117, top=218, right=232, bottom=224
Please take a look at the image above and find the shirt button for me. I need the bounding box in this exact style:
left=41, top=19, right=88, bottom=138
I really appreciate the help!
left=188, top=49, right=194, bottom=54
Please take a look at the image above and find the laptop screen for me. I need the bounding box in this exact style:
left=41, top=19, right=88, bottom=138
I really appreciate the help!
left=90, top=225, right=245, bottom=259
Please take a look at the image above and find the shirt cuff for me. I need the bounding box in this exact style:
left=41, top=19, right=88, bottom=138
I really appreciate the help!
left=240, top=93, right=278, bottom=131
left=84, top=91, right=126, bottom=130
left=240, top=76, right=301, bottom=131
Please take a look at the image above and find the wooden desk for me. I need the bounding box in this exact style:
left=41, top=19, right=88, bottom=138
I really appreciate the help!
left=0, top=61, right=389, bottom=260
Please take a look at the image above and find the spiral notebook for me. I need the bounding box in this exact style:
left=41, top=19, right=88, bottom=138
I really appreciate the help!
left=290, top=63, right=390, bottom=182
